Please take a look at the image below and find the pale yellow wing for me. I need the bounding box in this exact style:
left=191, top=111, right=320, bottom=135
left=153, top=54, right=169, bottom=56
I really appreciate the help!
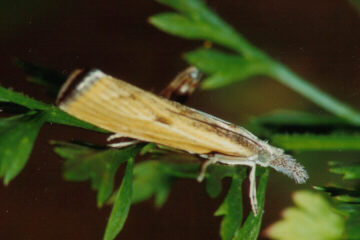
left=57, top=69, right=260, bottom=157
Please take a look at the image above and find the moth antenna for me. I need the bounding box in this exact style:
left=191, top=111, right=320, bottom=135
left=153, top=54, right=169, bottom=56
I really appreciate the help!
left=268, top=155, right=308, bottom=184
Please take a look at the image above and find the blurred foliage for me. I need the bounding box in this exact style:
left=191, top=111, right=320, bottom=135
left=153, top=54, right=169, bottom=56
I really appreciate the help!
left=320, top=161, right=360, bottom=239
left=0, top=111, right=47, bottom=184
left=349, top=0, right=360, bottom=12
left=248, top=110, right=360, bottom=151
left=185, top=49, right=267, bottom=89
left=104, top=154, right=136, bottom=240
left=266, top=191, right=346, bottom=240
left=0, top=0, right=359, bottom=240
left=329, top=162, right=360, bottom=180
left=131, top=160, right=173, bottom=207
left=150, top=0, right=360, bottom=125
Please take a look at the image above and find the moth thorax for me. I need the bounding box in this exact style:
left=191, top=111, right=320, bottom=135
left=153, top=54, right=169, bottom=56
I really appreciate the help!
left=256, top=149, right=272, bottom=167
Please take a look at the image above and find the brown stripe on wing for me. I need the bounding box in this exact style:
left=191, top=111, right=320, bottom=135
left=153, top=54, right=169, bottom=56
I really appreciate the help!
left=169, top=109, right=262, bottom=154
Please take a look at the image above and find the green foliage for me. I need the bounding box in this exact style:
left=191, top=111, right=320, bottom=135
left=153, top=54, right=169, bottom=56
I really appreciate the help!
left=0, top=111, right=47, bottom=184
left=321, top=161, right=360, bottom=239
left=341, top=205, right=360, bottom=239
left=149, top=0, right=260, bottom=57
left=248, top=110, right=348, bottom=132
left=329, top=162, right=360, bottom=180
left=215, top=169, right=246, bottom=240
left=0, top=85, right=104, bottom=131
left=272, top=133, right=360, bottom=151
left=248, top=110, right=360, bottom=151
left=185, top=49, right=268, bottom=89
left=0, top=61, right=103, bottom=181
left=266, top=191, right=346, bottom=240
left=233, top=168, right=269, bottom=240
left=205, top=165, right=238, bottom=198
left=132, top=160, right=174, bottom=207
left=349, top=0, right=360, bottom=12
left=53, top=141, right=141, bottom=207
left=0, top=85, right=104, bottom=184
left=104, top=155, right=136, bottom=240
left=214, top=168, right=269, bottom=240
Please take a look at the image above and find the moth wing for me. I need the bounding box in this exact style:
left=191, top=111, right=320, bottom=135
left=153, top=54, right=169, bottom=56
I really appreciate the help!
left=57, top=69, right=258, bottom=156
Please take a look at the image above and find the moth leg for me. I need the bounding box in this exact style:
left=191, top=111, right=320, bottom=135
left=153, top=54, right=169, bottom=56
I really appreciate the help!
left=108, top=139, right=141, bottom=148
left=107, top=133, right=125, bottom=141
left=248, top=162, right=258, bottom=216
left=107, top=133, right=141, bottom=149
left=160, top=66, right=202, bottom=104
left=197, top=155, right=219, bottom=182
left=206, top=154, right=259, bottom=216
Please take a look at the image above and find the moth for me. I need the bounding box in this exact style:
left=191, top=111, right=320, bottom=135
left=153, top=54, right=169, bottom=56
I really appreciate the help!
left=56, top=67, right=308, bottom=215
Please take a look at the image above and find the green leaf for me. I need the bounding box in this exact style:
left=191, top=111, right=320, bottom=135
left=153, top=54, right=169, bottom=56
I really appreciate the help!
left=322, top=159, right=360, bottom=239
left=315, top=186, right=360, bottom=203
left=215, top=168, right=246, bottom=240
left=53, top=141, right=142, bottom=207
left=0, top=111, right=47, bottom=184
left=249, top=110, right=347, bottom=131
left=145, top=147, right=201, bottom=178
left=0, top=85, right=51, bottom=111
left=158, top=161, right=200, bottom=178
left=132, top=160, right=173, bottom=207
left=233, top=168, right=269, bottom=240
left=339, top=204, right=360, bottom=239
left=205, top=165, right=237, bottom=198
left=151, top=0, right=259, bottom=57
left=0, top=86, right=105, bottom=132
left=185, top=49, right=267, bottom=89
left=104, top=156, right=135, bottom=240
left=247, top=110, right=360, bottom=151
left=266, top=191, right=345, bottom=240
left=329, top=162, right=360, bottom=180
left=149, top=13, right=213, bottom=39
left=271, top=133, right=360, bottom=151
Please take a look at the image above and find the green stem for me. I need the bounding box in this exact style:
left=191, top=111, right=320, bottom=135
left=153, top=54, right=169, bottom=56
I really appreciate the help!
left=267, top=62, right=360, bottom=125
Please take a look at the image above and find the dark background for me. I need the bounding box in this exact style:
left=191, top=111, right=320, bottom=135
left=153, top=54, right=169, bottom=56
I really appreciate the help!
left=0, top=0, right=360, bottom=239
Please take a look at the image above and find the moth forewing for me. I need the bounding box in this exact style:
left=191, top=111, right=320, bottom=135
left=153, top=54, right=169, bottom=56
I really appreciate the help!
left=57, top=69, right=257, bottom=157
left=57, top=68, right=309, bottom=216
